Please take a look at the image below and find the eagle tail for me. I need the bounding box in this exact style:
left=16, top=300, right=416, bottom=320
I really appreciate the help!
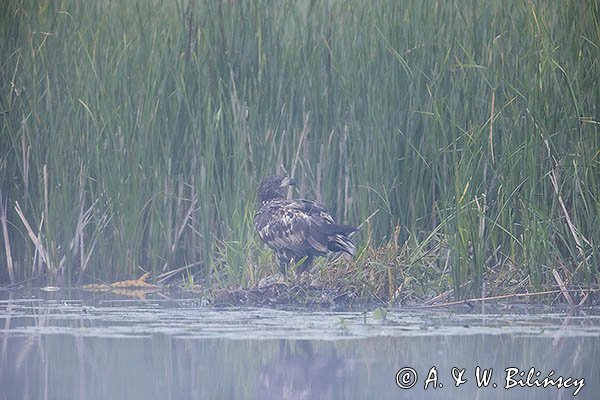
left=315, top=223, right=357, bottom=260
left=330, top=234, right=356, bottom=258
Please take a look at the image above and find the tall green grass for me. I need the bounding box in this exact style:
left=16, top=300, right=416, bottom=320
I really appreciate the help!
left=0, top=0, right=598, bottom=300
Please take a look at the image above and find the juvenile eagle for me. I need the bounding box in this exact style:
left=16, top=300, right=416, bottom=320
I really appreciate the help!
left=254, top=175, right=357, bottom=275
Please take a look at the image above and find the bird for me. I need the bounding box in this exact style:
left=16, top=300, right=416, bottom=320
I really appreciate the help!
left=254, top=175, right=357, bottom=275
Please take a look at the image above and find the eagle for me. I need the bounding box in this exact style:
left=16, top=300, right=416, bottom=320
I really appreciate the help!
left=254, top=175, right=357, bottom=275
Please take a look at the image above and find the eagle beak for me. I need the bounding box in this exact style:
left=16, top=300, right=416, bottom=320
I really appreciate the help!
left=280, top=177, right=296, bottom=187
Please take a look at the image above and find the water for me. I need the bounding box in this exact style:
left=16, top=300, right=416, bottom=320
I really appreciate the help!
left=1, top=289, right=599, bottom=400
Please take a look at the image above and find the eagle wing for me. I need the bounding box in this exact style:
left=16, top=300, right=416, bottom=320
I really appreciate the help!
left=254, top=199, right=334, bottom=256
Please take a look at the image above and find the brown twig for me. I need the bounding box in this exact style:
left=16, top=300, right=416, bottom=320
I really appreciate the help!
left=416, top=288, right=599, bottom=309
left=552, top=268, right=575, bottom=307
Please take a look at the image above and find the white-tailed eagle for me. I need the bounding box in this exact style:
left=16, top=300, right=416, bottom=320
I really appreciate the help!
left=254, top=175, right=357, bottom=275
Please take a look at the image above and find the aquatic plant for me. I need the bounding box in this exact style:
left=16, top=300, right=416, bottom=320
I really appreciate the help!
left=0, top=0, right=598, bottom=303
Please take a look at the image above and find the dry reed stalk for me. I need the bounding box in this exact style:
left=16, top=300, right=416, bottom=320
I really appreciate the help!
left=0, top=194, right=15, bottom=283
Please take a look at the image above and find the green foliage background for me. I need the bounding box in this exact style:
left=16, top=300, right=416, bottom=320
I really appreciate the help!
left=0, top=0, right=598, bottom=297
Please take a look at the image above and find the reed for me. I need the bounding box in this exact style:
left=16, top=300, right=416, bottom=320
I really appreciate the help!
left=0, top=0, right=598, bottom=301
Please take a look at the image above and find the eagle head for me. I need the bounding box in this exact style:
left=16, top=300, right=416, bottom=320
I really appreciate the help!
left=257, top=175, right=296, bottom=204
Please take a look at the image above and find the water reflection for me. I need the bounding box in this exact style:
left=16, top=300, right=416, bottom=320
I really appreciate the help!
left=255, top=341, right=356, bottom=399
left=1, top=293, right=599, bottom=400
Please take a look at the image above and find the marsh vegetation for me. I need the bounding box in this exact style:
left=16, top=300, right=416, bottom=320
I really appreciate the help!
left=0, top=0, right=598, bottom=304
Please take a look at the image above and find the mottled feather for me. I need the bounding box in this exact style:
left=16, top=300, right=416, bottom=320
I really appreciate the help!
left=254, top=175, right=357, bottom=275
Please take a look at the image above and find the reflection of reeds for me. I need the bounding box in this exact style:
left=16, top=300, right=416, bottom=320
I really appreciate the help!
left=1, top=298, right=46, bottom=386
left=0, top=1, right=598, bottom=302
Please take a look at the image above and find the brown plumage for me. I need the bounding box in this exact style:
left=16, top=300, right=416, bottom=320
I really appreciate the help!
left=254, top=175, right=357, bottom=275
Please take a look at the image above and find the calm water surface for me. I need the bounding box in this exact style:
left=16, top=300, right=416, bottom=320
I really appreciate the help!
left=1, top=289, right=599, bottom=400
